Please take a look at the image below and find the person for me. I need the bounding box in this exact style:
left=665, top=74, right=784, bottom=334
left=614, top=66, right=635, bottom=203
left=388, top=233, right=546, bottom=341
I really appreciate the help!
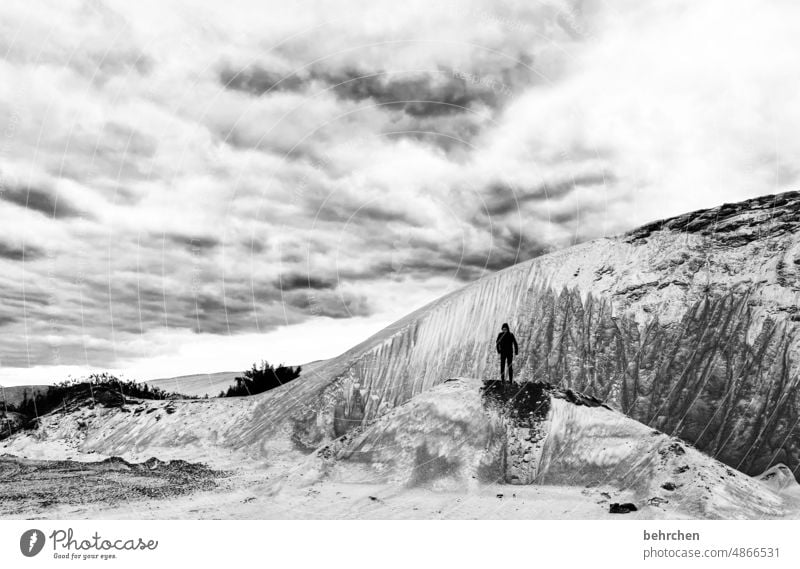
left=496, top=323, right=519, bottom=383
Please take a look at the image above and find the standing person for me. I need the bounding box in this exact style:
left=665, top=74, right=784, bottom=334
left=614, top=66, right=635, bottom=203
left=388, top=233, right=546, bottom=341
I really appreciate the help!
left=496, top=323, right=519, bottom=383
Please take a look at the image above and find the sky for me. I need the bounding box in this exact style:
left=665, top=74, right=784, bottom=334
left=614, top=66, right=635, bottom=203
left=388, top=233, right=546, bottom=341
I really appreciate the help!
left=1, top=0, right=800, bottom=385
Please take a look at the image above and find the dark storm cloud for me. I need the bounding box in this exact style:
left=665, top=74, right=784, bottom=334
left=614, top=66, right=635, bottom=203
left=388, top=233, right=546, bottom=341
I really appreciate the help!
left=294, top=180, right=428, bottom=228
left=60, top=273, right=266, bottom=338
left=0, top=314, right=17, bottom=326
left=215, top=57, right=534, bottom=156
left=242, top=238, right=268, bottom=254
left=218, top=62, right=305, bottom=96
left=278, top=273, right=335, bottom=291
left=495, top=227, right=554, bottom=264
left=327, top=68, right=508, bottom=117
left=1, top=186, right=85, bottom=219
left=484, top=172, right=612, bottom=217
left=34, top=253, right=375, bottom=350
left=454, top=240, right=550, bottom=279
left=160, top=233, right=221, bottom=252
left=384, top=247, right=523, bottom=282
left=1, top=289, right=51, bottom=308
left=312, top=200, right=425, bottom=226
left=284, top=289, right=371, bottom=319
left=0, top=241, right=44, bottom=261
left=218, top=62, right=519, bottom=117
left=366, top=223, right=553, bottom=283
left=191, top=294, right=266, bottom=334
left=195, top=294, right=257, bottom=316
left=94, top=274, right=372, bottom=335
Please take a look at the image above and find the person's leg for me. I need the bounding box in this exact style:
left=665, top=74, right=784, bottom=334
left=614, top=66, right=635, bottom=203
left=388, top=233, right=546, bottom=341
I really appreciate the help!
left=508, top=356, right=514, bottom=383
left=500, top=354, right=506, bottom=381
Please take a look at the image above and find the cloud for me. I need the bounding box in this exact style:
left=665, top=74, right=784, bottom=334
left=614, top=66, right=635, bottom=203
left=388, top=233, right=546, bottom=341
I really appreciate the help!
left=483, top=172, right=613, bottom=217
left=325, top=68, right=512, bottom=117
left=1, top=186, right=85, bottom=219
left=0, top=240, right=44, bottom=261
left=0, top=315, right=17, bottom=326
left=309, top=197, right=427, bottom=226
left=160, top=233, right=221, bottom=253
left=278, top=273, right=335, bottom=291
left=476, top=0, right=800, bottom=230
left=218, top=62, right=305, bottom=96
left=283, top=289, right=371, bottom=319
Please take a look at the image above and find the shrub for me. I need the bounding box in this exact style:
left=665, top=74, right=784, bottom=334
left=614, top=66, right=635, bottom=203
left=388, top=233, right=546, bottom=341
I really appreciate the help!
left=7, top=373, right=193, bottom=419
left=222, top=361, right=301, bottom=397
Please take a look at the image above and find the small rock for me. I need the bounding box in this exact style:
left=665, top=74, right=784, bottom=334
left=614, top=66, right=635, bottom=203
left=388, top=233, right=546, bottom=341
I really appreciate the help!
left=609, top=502, right=638, bottom=514
left=662, top=482, right=677, bottom=491
left=665, top=442, right=686, bottom=456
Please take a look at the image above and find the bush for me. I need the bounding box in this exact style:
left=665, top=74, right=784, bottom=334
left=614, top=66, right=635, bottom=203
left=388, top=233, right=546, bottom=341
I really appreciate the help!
left=8, top=373, right=193, bottom=419
left=221, top=361, right=301, bottom=397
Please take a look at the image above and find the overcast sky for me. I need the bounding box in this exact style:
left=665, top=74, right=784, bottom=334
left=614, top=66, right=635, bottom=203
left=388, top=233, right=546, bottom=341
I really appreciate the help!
left=1, top=0, right=799, bottom=385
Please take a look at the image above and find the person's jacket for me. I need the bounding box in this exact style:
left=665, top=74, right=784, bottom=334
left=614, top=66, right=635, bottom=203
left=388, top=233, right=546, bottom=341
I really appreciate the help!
left=496, top=331, right=518, bottom=355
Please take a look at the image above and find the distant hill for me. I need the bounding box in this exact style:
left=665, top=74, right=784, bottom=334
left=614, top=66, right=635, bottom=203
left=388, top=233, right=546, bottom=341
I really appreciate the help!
left=144, top=360, right=325, bottom=398
left=2, top=375, right=230, bottom=405
left=144, top=372, right=240, bottom=398
left=1, top=361, right=324, bottom=406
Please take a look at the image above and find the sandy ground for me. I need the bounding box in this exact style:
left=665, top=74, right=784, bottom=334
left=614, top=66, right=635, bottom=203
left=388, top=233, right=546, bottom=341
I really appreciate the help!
left=4, top=454, right=798, bottom=521
left=0, top=462, right=665, bottom=520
